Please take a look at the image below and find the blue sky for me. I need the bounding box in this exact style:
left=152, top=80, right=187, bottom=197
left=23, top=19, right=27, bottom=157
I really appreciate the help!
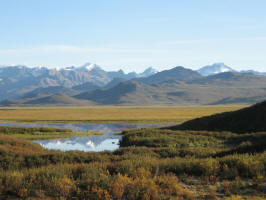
left=0, top=0, right=266, bottom=72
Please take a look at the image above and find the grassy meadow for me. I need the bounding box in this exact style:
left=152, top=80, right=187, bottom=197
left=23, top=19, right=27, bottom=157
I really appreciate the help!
left=0, top=105, right=246, bottom=123
left=0, top=126, right=103, bottom=140
left=0, top=128, right=265, bottom=199
left=0, top=104, right=265, bottom=199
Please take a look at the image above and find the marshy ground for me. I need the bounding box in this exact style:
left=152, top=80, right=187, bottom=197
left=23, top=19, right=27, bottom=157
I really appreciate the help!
left=0, top=105, right=245, bottom=123
left=0, top=105, right=265, bottom=199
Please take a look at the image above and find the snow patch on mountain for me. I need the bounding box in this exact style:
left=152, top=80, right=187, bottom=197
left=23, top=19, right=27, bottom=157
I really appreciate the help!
left=75, top=63, right=102, bottom=72
left=197, top=63, right=235, bottom=76
left=138, top=67, right=158, bottom=77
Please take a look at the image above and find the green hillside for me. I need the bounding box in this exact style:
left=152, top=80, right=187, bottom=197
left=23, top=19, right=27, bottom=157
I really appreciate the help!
left=170, top=100, right=266, bottom=133
left=2, top=71, right=266, bottom=106
left=1, top=94, right=94, bottom=106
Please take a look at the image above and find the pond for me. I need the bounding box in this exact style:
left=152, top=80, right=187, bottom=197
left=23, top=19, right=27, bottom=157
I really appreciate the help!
left=0, top=122, right=171, bottom=152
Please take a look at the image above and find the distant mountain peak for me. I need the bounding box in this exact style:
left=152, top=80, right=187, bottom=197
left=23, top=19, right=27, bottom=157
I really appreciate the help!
left=197, top=63, right=235, bottom=76
left=76, top=63, right=102, bottom=72
left=137, top=65, right=202, bottom=84
left=173, top=66, right=187, bottom=70
left=139, top=67, right=158, bottom=77
left=144, top=67, right=157, bottom=73
left=62, top=63, right=103, bottom=72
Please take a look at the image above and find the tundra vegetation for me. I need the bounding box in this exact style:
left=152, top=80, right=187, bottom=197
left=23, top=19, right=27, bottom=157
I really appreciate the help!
left=0, top=105, right=244, bottom=123
left=0, top=126, right=103, bottom=139
left=0, top=125, right=265, bottom=199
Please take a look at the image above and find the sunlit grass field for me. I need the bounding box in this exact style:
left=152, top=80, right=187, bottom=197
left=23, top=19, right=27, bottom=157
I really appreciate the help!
left=1, top=104, right=265, bottom=199
left=0, top=105, right=246, bottom=123
left=0, top=126, right=104, bottom=140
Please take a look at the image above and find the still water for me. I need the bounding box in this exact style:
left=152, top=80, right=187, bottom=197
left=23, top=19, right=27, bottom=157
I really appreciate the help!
left=0, top=122, right=170, bottom=152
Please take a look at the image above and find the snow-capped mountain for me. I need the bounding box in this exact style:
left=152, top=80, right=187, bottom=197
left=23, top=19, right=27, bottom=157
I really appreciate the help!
left=74, top=63, right=103, bottom=72
left=0, top=63, right=158, bottom=101
left=2, top=62, right=266, bottom=106
left=138, top=67, right=158, bottom=77
left=197, top=63, right=236, bottom=76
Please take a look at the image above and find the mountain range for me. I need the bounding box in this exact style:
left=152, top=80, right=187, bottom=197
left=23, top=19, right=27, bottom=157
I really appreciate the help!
left=0, top=63, right=157, bottom=101
left=1, top=62, right=266, bottom=106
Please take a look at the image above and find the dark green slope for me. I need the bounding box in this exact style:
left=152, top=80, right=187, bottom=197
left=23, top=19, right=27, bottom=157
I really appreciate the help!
left=104, top=77, right=127, bottom=89
left=1, top=94, right=93, bottom=106
left=21, top=86, right=79, bottom=99
left=74, top=73, right=266, bottom=105
left=26, top=94, right=94, bottom=105
left=74, top=81, right=140, bottom=104
left=189, top=72, right=266, bottom=87
left=2, top=71, right=266, bottom=106
left=170, top=100, right=266, bottom=133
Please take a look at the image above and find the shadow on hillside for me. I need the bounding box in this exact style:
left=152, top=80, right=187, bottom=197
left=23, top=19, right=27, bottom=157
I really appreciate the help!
left=214, top=132, right=266, bottom=157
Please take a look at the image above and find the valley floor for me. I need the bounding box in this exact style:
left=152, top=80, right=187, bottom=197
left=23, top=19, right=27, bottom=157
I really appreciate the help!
left=0, top=105, right=245, bottom=123
left=0, top=127, right=265, bottom=199
left=0, top=105, right=265, bottom=199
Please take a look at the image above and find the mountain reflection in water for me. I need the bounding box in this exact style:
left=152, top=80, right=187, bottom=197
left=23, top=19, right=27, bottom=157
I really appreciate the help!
left=0, top=122, right=170, bottom=152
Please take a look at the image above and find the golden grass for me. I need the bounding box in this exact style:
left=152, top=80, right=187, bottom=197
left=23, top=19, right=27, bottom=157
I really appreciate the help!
left=5, top=131, right=104, bottom=140
left=0, top=105, right=247, bottom=123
